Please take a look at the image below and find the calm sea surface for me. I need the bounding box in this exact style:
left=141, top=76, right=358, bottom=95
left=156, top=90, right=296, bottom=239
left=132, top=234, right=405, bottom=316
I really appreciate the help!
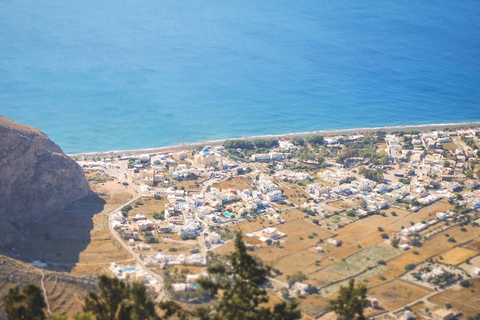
left=1, top=0, right=480, bottom=153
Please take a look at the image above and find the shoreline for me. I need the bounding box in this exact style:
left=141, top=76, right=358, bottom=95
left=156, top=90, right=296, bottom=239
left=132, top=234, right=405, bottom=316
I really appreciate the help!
left=69, top=121, right=480, bottom=158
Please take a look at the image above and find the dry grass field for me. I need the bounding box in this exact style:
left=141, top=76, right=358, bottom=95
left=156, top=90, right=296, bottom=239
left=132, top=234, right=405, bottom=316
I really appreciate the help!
left=214, top=218, right=335, bottom=282
left=368, top=279, right=433, bottom=311
left=18, top=179, right=135, bottom=274
left=432, top=247, right=479, bottom=265
left=127, top=196, right=169, bottom=219
left=320, top=246, right=401, bottom=278
left=0, top=254, right=98, bottom=318
left=234, top=209, right=313, bottom=234
left=173, top=177, right=206, bottom=191
left=140, top=235, right=199, bottom=255
left=374, top=225, right=480, bottom=282
left=466, top=236, right=480, bottom=251
left=305, top=245, right=402, bottom=291
left=298, top=295, right=330, bottom=318
left=428, top=278, right=480, bottom=318
left=275, top=179, right=309, bottom=205
left=213, top=177, right=253, bottom=191
left=440, top=142, right=458, bottom=150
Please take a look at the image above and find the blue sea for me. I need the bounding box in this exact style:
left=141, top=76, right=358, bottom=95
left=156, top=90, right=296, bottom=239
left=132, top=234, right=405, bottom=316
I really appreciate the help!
left=1, top=0, right=480, bottom=154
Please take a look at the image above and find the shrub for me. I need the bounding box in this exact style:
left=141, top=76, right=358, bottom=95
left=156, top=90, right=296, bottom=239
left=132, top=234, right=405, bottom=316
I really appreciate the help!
left=135, top=201, right=144, bottom=206
left=405, top=263, right=416, bottom=271
left=153, top=212, right=165, bottom=220
left=145, top=236, right=159, bottom=244
left=168, top=247, right=178, bottom=252
left=286, top=271, right=307, bottom=286
left=391, top=238, right=400, bottom=248
left=460, top=280, right=470, bottom=288
left=448, top=237, right=456, bottom=243
left=379, top=276, right=386, bottom=281
left=413, top=251, right=419, bottom=255
left=381, top=233, right=389, bottom=239
left=391, top=211, right=397, bottom=216
left=378, top=227, right=384, bottom=232
left=377, top=260, right=386, bottom=265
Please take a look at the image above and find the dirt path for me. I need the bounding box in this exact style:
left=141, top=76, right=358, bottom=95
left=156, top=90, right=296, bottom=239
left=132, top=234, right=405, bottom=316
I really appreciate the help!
left=37, top=269, right=51, bottom=315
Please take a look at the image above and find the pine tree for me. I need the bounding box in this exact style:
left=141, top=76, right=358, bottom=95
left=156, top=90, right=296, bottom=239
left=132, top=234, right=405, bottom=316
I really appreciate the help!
left=4, top=284, right=47, bottom=320
left=84, top=275, right=129, bottom=320
left=190, top=231, right=301, bottom=320
left=327, top=279, right=367, bottom=320
left=83, top=275, right=158, bottom=320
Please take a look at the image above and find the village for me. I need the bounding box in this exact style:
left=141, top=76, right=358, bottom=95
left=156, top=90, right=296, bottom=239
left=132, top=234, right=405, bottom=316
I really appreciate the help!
left=76, top=126, right=480, bottom=320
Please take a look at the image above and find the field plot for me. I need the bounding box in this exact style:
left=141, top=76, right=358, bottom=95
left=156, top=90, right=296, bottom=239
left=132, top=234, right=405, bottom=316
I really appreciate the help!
left=215, top=219, right=334, bottom=281
left=213, top=177, right=253, bottom=191
left=368, top=279, right=433, bottom=311
left=416, top=200, right=454, bottom=219
left=433, top=247, right=479, bottom=265
left=275, top=180, right=309, bottom=205
left=428, top=278, right=480, bottom=318
left=142, top=235, right=199, bottom=255
left=236, top=209, right=311, bottom=234
left=466, top=237, right=480, bottom=251
left=320, top=246, right=401, bottom=278
left=376, top=225, right=480, bottom=281
left=128, top=196, right=169, bottom=219
left=298, top=295, right=330, bottom=318
left=318, top=265, right=389, bottom=297
left=440, top=142, right=458, bottom=150
left=459, top=255, right=480, bottom=274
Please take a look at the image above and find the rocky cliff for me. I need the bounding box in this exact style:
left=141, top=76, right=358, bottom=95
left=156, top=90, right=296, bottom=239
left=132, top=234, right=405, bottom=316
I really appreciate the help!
left=0, top=116, right=90, bottom=247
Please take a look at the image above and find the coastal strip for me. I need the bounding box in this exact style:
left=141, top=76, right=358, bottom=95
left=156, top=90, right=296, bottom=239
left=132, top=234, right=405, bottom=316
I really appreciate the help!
left=68, top=121, right=480, bottom=158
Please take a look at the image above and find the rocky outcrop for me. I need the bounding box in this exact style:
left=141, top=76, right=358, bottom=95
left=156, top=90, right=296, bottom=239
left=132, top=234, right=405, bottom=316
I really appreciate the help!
left=0, top=116, right=90, bottom=247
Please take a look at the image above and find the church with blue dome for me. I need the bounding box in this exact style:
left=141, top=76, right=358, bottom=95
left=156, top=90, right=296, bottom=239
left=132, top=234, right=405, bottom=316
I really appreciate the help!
left=194, top=146, right=221, bottom=168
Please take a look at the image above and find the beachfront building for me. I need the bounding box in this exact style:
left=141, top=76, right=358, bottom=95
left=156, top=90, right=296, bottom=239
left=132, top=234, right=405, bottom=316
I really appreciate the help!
left=278, top=139, right=298, bottom=151
left=251, top=152, right=285, bottom=162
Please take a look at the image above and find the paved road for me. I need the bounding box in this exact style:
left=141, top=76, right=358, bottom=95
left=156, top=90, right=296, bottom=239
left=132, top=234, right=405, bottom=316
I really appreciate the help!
left=106, top=173, right=167, bottom=301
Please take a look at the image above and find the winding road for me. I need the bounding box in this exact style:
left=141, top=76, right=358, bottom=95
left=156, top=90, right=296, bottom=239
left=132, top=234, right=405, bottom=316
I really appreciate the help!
left=106, top=172, right=167, bottom=301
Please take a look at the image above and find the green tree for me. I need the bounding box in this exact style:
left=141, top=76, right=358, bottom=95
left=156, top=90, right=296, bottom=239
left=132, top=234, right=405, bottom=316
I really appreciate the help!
left=286, top=272, right=307, bottom=286
left=84, top=276, right=129, bottom=320
left=327, top=279, right=367, bottom=320
left=83, top=276, right=158, bottom=320
left=83, top=276, right=159, bottom=320
left=4, top=284, right=47, bottom=320
left=192, top=231, right=301, bottom=320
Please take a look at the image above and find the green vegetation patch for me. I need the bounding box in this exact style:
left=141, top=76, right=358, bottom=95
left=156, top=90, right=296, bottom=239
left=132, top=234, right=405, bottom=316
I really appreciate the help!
left=321, top=245, right=401, bottom=278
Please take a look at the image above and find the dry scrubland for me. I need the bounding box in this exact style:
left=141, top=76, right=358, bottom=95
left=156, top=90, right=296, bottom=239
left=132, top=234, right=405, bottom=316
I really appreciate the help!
left=374, top=224, right=480, bottom=283
left=368, top=279, right=433, bottom=311
left=18, top=178, right=135, bottom=275
left=212, top=177, right=253, bottom=191
left=0, top=254, right=98, bottom=318
left=214, top=198, right=476, bottom=318
left=428, top=278, right=480, bottom=318
left=432, top=247, right=479, bottom=265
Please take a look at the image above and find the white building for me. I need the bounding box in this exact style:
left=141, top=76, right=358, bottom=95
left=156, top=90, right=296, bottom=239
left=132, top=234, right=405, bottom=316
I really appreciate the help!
left=266, top=190, right=283, bottom=202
